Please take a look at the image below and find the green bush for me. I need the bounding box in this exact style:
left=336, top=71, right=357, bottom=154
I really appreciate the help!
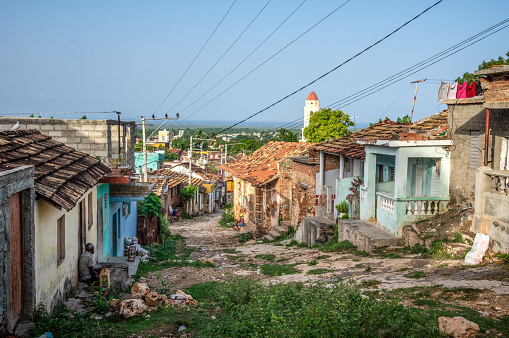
left=260, top=264, right=300, bottom=276
left=336, top=200, right=349, bottom=214
left=219, top=208, right=235, bottom=227
left=138, top=193, right=162, bottom=217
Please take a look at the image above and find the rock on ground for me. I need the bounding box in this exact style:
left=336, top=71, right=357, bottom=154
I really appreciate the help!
left=438, top=316, right=480, bottom=338
left=119, top=299, right=148, bottom=318
left=131, top=282, right=150, bottom=299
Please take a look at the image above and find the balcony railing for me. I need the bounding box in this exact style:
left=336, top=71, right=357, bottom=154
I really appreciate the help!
left=486, top=172, right=509, bottom=196
left=376, top=192, right=448, bottom=216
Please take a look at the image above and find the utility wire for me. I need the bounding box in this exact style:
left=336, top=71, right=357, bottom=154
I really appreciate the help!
left=210, top=0, right=444, bottom=138
left=328, top=21, right=509, bottom=111
left=324, top=17, right=509, bottom=110
left=152, top=0, right=237, bottom=115
left=179, top=0, right=353, bottom=123
left=166, top=0, right=273, bottom=117
left=171, top=0, right=307, bottom=122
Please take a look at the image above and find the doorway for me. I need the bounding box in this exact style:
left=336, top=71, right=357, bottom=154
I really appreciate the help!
left=10, top=192, right=23, bottom=324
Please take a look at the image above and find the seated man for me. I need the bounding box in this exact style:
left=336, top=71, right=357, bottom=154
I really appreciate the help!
left=78, top=243, right=101, bottom=285
left=233, top=214, right=245, bottom=232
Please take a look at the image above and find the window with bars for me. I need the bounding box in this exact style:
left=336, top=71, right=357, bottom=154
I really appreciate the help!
left=389, top=166, right=395, bottom=181
left=57, top=215, right=65, bottom=265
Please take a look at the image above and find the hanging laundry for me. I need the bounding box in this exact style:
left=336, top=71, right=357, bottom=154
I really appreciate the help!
left=456, top=81, right=468, bottom=98
left=437, top=81, right=450, bottom=101
left=466, top=82, right=475, bottom=98
left=447, top=82, right=458, bottom=99
left=475, top=81, right=484, bottom=96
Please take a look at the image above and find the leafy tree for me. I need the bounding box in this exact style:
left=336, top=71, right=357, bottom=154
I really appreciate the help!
left=165, top=149, right=178, bottom=161
left=272, top=128, right=298, bottom=142
left=303, top=108, right=353, bottom=143
left=370, top=114, right=411, bottom=127
left=29, top=114, right=34, bottom=118
left=456, top=51, right=509, bottom=84
left=138, top=193, right=162, bottom=217
left=81, top=115, right=87, bottom=119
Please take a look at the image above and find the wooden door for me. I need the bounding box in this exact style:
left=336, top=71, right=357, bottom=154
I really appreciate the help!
left=112, top=211, right=118, bottom=256
left=10, top=192, right=23, bottom=320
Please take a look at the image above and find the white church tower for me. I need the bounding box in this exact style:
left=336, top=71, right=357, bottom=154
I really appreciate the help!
left=301, top=91, right=320, bottom=142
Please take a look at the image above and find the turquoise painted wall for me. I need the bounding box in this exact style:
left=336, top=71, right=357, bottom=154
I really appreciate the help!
left=134, top=152, right=165, bottom=173
left=109, top=201, right=137, bottom=257
left=96, top=183, right=110, bottom=262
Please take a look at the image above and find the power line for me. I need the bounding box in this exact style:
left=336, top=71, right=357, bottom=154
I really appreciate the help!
left=165, top=0, right=273, bottom=117
left=210, top=0, right=444, bottom=138
left=178, top=0, right=353, bottom=123
left=324, top=17, right=509, bottom=110
left=1, top=111, right=119, bottom=116
left=152, top=0, right=237, bottom=115
left=169, top=0, right=308, bottom=122
left=327, top=20, right=509, bottom=111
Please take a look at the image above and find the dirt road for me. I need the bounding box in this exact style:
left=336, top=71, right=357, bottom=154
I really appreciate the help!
left=142, top=210, right=509, bottom=319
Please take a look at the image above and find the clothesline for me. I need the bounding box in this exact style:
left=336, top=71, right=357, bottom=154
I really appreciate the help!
left=437, top=80, right=483, bottom=101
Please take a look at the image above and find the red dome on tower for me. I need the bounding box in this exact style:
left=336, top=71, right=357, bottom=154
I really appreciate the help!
left=307, top=91, right=318, bottom=101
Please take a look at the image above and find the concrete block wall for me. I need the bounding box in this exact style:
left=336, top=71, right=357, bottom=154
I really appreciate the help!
left=0, top=118, right=136, bottom=168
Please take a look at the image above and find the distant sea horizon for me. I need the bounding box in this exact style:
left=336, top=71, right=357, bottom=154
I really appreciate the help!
left=142, top=119, right=370, bottom=130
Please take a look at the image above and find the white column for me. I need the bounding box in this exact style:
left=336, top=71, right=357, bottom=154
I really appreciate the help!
left=339, top=155, right=345, bottom=179
left=319, top=151, right=325, bottom=186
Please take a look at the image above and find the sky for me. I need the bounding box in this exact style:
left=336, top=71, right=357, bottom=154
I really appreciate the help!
left=1, top=0, right=508, bottom=130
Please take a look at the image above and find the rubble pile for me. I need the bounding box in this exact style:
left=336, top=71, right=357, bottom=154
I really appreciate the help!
left=110, top=282, right=199, bottom=318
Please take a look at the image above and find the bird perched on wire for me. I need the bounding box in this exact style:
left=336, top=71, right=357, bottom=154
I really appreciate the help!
left=176, top=113, right=179, bottom=119
left=10, top=121, right=20, bottom=131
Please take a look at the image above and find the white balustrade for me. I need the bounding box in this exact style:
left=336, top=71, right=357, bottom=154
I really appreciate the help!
left=380, top=195, right=395, bottom=214
left=406, top=200, right=440, bottom=215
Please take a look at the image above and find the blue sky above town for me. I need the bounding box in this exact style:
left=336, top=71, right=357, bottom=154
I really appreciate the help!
left=1, top=0, right=508, bottom=129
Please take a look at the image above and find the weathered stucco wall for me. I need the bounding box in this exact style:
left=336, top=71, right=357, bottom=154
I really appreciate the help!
left=0, top=166, right=36, bottom=332
left=34, top=186, right=97, bottom=313
left=109, top=201, right=137, bottom=257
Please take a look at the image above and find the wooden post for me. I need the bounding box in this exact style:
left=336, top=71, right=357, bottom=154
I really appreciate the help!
left=410, top=79, right=427, bottom=124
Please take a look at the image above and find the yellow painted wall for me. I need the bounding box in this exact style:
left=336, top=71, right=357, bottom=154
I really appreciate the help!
left=34, top=186, right=98, bottom=311
left=227, top=181, right=233, bottom=192
left=203, top=183, right=214, bottom=194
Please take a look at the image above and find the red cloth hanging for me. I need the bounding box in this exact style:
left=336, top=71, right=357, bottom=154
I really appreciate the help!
left=456, top=82, right=467, bottom=98
left=466, top=82, right=475, bottom=97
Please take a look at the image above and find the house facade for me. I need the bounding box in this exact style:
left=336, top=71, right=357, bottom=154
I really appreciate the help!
left=221, top=141, right=315, bottom=231
left=0, top=130, right=111, bottom=322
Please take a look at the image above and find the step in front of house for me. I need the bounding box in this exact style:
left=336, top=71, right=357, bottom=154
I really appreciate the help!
left=337, top=219, right=404, bottom=252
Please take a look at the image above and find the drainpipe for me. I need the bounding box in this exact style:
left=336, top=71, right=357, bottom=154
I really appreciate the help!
left=319, top=151, right=325, bottom=186
left=339, top=155, right=345, bottom=179
left=484, top=108, right=490, bottom=167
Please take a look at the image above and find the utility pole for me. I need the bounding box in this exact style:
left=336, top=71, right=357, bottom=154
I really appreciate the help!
left=410, top=79, right=426, bottom=124
left=141, top=114, right=179, bottom=182
left=142, top=116, right=148, bottom=182
left=189, top=136, right=193, bottom=184
left=224, top=142, right=243, bottom=164
left=116, top=111, right=121, bottom=164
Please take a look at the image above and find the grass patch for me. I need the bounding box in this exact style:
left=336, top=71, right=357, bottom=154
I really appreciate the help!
left=222, top=248, right=239, bottom=254
left=234, top=231, right=255, bottom=243
left=227, top=255, right=246, bottom=261
left=360, top=279, right=381, bottom=288
left=276, top=258, right=288, bottom=262
left=255, top=253, right=276, bottom=261
left=308, top=260, right=318, bottom=266
left=403, top=271, right=427, bottom=279
left=260, top=264, right=300, bottom=276
left=201, top=279, right=441, bottom=337
left=364, top=266, right=372, bottom=272
left=307, top=268, right=334, bottom=275
left=397, top=267, right=411, bottom=272
left=317, top=255, right=331, bottom=259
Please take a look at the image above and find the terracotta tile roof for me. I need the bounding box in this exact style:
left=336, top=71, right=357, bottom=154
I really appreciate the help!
left=147, top=177, right=168, bottom=197
left=0, top=129, right=110, bottom=211
left=169, top=162, right=220, bottom=181
left=307, top=91, right=318, bottom=101
left=220, top=141, right=315, bottom=186
left=150, top=168, right=202, bottom=188
left=314, top=111, right=448, bottom=160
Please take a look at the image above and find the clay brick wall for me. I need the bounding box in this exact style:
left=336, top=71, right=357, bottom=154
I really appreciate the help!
left=485, top=77, right=509, bottom=103
left=290, top=161, right=317, bottom=227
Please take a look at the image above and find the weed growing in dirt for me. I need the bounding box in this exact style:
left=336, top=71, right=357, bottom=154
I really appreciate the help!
left=234, top=231, right=255, bottom=243
left=317, top=255, right=331, bottom=259
left=286, top=239, right=308, bottom=248
left=360, top=279, right=381, bottom=288
left=219, top=207, right=235, bottom=227
left=227, top=255, right=246, bottom=261
left=201, top=278, right=441, bottom=337
left=451, top=232, right=465, bottom=243
left=404, top=271, right=427, bottom=279
left=308, top=260, right=318, bottom=266
left=364, top=266, right=372, bottom=272
left=276, top=258, right=288, bottom=262
left=222, top=248, right=239, bottom=254
left=260, top=264, right=300, bottom=276
left=255, top=253, right=276, bottom=261
left=307, top=268, right=334, bottom=275
left=397, top=267, right=411, bottom=272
